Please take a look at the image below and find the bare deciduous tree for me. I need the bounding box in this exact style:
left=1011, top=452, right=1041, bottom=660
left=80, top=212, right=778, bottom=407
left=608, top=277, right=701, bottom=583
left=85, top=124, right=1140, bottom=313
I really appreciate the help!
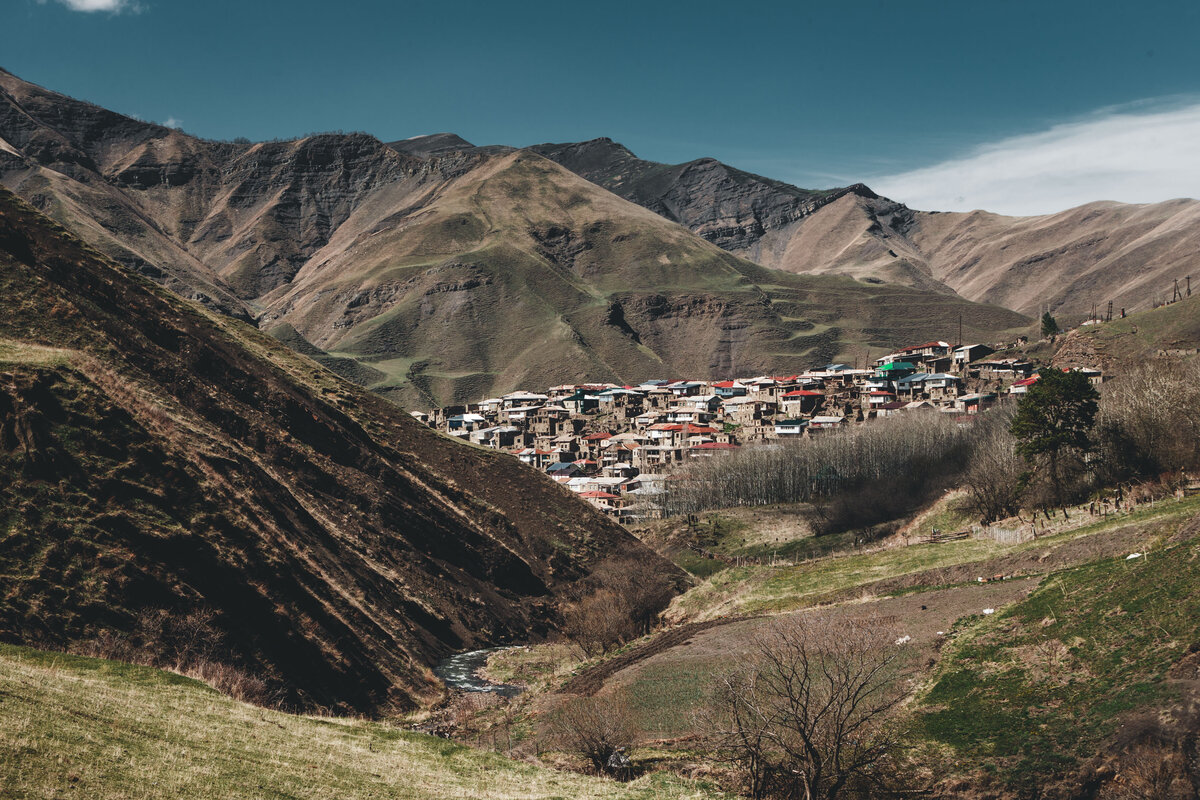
left=562, top=556, right=680, bottom=657
left=707, top=613, right=911, bottom=800
left=545, top=693, right=638, bottom=776
left=561, top=588, right=631, bottom=658
left=960, top=408, right=1025, bottom=524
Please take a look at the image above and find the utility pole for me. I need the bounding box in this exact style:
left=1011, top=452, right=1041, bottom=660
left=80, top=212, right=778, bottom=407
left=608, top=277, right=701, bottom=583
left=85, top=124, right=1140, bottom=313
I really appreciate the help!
left=1173, top=278, right=1182, bottom=303
left=1106, top=301, right=1112, bottom=322
left=958, top=314, right=963, bottom=348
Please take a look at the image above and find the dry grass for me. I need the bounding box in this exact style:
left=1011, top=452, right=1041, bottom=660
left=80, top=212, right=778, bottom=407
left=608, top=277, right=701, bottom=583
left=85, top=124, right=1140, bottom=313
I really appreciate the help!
left=0, top=338, right=74, bottom=366
left=481, top=643, right=582, bottom=694
left=0, top=644, right=726, bottom=800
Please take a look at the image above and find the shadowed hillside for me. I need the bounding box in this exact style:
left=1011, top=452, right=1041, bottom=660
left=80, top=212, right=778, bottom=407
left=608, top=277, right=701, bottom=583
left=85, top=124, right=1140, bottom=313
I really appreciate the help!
left=0, top=189, right=682, bottom=714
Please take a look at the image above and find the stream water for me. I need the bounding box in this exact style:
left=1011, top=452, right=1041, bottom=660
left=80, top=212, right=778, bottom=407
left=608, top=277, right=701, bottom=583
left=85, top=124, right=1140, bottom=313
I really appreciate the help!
left=433, top=647, right=524, bottom=697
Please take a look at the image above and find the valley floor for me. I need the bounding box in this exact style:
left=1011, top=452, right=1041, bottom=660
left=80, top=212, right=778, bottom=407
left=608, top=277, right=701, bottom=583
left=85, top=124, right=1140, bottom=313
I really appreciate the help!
left=475, top=490, right=1200, bottom=795
left=5, top=490, right=1198, bottom=798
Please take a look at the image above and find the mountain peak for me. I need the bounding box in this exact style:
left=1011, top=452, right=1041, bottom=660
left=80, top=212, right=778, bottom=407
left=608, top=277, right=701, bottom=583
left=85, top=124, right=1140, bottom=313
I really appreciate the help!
left=386, top=132, right=475, bottom=158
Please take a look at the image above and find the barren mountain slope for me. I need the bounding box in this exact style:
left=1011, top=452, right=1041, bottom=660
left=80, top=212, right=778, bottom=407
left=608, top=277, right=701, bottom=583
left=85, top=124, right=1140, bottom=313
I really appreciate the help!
left=535, top=138, right=1200, bottom=319
left=254, top=149, right=1029, bottom=406
left=908, top=199, right=1200, bottom=318
left=529, top=138, right=942, bottom=290
left=0, top=189, right=681, bottom=714
left=0, top=71, right=251, bottom=317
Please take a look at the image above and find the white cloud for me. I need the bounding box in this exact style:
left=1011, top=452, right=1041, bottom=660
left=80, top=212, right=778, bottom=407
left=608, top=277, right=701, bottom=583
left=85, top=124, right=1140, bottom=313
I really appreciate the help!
left=51, top=0, right=138, bottom=13
left=871, top=101, right=1200, bottom=216
left=163, top=117, right=182, bottom=129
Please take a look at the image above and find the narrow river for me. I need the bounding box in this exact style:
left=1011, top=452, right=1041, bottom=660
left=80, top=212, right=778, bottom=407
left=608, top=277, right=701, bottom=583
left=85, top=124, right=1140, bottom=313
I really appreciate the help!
left=433, top=647, right=524, bottom=697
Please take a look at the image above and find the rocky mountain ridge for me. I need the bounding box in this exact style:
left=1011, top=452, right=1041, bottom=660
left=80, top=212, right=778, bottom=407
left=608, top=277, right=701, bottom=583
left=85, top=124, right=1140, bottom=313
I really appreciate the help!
left=0, top=68, right=1030, bottom=406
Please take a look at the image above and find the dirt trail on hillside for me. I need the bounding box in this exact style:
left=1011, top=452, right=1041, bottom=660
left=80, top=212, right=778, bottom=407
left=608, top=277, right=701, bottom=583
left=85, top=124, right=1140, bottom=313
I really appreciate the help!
left=821, top=516, right=1175, bottom=606
left=558, top=618, right=746, bottom=696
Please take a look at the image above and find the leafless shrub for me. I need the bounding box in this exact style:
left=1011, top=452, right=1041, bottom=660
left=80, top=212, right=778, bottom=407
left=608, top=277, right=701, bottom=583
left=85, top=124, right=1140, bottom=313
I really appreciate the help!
left=704, top=613, right=913, bottom=800
left=1097, top=703, right=1200, bottom=800
left=545, top=693, right=639, bottom=776
left=135, top=607, right=225, bottom=667
left=185, top=659, right=275, bottom=705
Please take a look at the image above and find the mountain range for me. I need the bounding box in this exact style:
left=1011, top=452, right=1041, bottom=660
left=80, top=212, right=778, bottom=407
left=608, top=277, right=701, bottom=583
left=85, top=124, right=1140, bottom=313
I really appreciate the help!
left=531, top=137, right=1200, bottom=319
left=3, top=67, right=1195, bottom=406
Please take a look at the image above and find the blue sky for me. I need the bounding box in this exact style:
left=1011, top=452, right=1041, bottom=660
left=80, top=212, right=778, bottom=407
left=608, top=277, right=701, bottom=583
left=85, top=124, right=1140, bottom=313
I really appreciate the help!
left=5, top=0, right=1200, bottom=214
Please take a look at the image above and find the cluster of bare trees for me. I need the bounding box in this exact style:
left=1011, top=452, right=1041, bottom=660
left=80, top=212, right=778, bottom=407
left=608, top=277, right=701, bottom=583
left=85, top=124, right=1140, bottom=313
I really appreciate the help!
left=663, top=413, right=971, bottom=533
left=958, top=360, right=1200, bottom=523
left=705, top=613, right=911, bottom=800
left=1096, top=360, right=1200, bottom=481
left=561, top=556, right=680, bottom=658
left=664, top=360, right=1200, bottom=531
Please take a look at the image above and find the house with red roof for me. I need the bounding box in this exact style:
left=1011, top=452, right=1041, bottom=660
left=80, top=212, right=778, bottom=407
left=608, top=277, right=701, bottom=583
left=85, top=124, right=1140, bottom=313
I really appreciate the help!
left=780, top=388, right=824, bottom=417
left=1008, top=374, right=1040, bottom=395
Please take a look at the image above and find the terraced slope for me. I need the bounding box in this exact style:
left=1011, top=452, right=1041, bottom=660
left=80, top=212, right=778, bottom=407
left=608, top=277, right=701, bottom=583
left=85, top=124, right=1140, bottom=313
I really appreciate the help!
left=535, top=138, right=1200, bottom=320
left=1050, top=292, right=1200, bottom=372
left=0, top=189, right=681, bottom=714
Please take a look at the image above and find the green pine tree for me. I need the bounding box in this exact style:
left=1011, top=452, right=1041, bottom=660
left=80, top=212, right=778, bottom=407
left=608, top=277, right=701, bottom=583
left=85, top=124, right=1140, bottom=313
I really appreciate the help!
left=1010, top=368, right=1099, bottom=514
left=1040, top=312, right=1060, bottom=338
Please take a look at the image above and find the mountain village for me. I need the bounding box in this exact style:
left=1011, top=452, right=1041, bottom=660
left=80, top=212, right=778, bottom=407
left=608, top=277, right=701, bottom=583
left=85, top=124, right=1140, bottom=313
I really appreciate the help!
left=418, top=339, right=1106, bottom=521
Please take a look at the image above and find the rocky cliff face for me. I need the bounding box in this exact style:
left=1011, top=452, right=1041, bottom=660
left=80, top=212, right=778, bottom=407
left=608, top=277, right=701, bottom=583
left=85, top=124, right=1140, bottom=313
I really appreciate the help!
left=0, top=68, right=492, bottom=310
left=531, top=138, right=878, bottom=253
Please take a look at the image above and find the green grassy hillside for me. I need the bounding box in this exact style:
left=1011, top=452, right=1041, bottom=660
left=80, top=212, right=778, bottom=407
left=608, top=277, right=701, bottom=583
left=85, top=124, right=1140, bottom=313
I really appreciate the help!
left=0, top=644, right=724, bottom=800
left=916, top=515, right=1200, bottom=792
